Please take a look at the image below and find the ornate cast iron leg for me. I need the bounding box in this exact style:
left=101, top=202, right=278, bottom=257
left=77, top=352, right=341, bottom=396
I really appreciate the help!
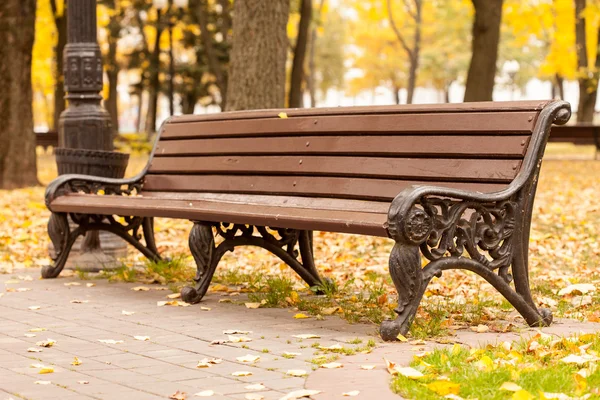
left=41, top=213, right=85, bottom=279
left=380, top=243, right=426, bottom=341
left=298, top=230, right=323, bottom=285
left=142, top=217, right=160, bottom=258
left=181, top=222, right=220, bottom=304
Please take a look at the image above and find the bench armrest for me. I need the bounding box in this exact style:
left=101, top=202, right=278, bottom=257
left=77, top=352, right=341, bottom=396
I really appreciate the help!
left=45, top=174, right=144, bottom=210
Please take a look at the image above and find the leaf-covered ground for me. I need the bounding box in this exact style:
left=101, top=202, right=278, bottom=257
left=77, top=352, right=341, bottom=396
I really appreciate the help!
left=1, top=148, right=599, bottom=337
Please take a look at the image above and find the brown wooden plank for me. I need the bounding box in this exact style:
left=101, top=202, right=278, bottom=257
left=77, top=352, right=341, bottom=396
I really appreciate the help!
left=140, top=192, right=390, bottom=214
left=49, top=194, right=390, bottom=237
left=160, top=112, right=537, bottom=139
left=154, top=135, right=531, bottom=158
left=148, top=156, right=521, bottom=182
left=168, top=100, right=550, bottom=124
left=142, top=175, right=509, bottom=201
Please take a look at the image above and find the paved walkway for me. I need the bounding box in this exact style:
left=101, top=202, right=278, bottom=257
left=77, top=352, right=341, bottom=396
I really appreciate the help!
left=1, top=269, right=599, bottom=400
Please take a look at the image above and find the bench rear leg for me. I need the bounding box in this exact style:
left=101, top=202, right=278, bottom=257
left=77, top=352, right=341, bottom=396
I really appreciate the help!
left=181, top=222, right=221, bottom=304
left=380, top=242, right=428, bottom=341
left=41, top=213, right=84, bottom=279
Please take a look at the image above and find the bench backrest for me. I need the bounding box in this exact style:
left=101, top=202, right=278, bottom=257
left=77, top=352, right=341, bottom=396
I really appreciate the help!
left=141, top=101, right=558, bottom=202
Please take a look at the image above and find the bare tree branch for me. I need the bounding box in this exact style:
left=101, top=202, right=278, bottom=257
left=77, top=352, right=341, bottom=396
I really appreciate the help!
left=387, top=0, right=413, bottom=58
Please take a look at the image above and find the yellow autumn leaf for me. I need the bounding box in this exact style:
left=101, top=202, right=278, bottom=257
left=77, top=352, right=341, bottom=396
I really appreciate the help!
left=500, top=382, right=523, bottom=392
left=71, top=357, right=82, bottom=366
left=293, top=313, right=310, bottom=319
left=426, top=381, right=460, bottom=396
left=512, top=390, right=534, bottom=400
left=39, top=367, right=54, bottom=374
left=278, top=112, right=288, bottom=118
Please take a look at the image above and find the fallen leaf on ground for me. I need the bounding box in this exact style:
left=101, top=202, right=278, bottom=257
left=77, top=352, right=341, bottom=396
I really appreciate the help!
left=471, top=324, right=489, bottom=333
left=134, top=336, right=150, bottom=341
left=511, top=389, right=535, bottom=400
left=169, top=390, right=187, bottom=400
left=321, top=306, right=342, bottom=315
left=245, top=394, right=264, bottom=400
left=24, top=333, right=36, bottom=338
left=167, top=293, right=181, bottom=299
left=320, top=362, right=343, bottom=369
left=500, top=382, right=523, bottom=392
left=427, top=381, right=460, bottom=396
left=293, top=313, right=310, bottom=319
left=34, top=381, right=51, bottom=385
left=86, top=283, right=95, bottom=287
left=229, top=335, right=252, bottom=343
left=245, top=384, right=266, bottom=390
left=36, top=339, right=55, bottom=347
left=132, top=286, right=149, bottom=291
left=560, top=354, right=598, bottom=365
left=280, top=389, right=321, bottom=400
left=196, top=357, right=223, bottom=368
left=39, top=367, right=54, bottom=374
left=71, top=357, right=82, bottom=366
left=360, top=365, right=375, bottom=370
left=122, top=310, right=135, bottom=316
left=194, top=390, right=214, bottom=397
left=157, top=300, right=191, bottom=307
left=27, top=347, right=42, bottom=353
left=64, top=282, right=81, bottom=286
left=558, top=284, right=596, bottom=296
left=319, top=344, right=342, bottom=351
left=237, top=354, right=260, bottom=363
left=29, top=328, right=46, bottom=332
left=210, top=339, right=229, bottom=345
left=7, top=287, right=31, bottom=292
left=28, top=306, right=41, bottom=310
left=70, top=299, right=88, bottom=304
left=283, top=352, right=301, bottom=357
left=200, top=307, right=211, bottom=311
left=286, top=369, right=308, bottom=377
left=245, top=302, right=261, bottom=309
left=385, top=359, right=423, bottom=378
left=223, top=329, right=251, bottom=335
left=98, top=339, right=124, bottom=345
left=77, top=381, right=89, bottom=384
left=292, top=334, right=320, bottom=339
left=396, top=333, right=408, bottom=342
left=232, top=371, right=253, bottom=377
left=218, top=299, right=232, bottom=303
left=342, top=391, right=360, bottom=397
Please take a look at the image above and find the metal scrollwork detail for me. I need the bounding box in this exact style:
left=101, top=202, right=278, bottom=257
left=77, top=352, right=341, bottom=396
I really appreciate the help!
left=402, top=207, right=433, bottom=244
left=417, top=197, right=517, bottom=271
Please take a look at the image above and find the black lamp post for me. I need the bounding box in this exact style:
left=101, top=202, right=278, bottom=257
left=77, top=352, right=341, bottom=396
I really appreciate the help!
left=53, top=0, right=129, bottom=270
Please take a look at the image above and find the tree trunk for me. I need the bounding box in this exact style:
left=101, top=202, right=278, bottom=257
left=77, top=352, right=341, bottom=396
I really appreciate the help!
left=289, top=0, right=312, bottom=108
left=464, top=0, right=503, bottom=102
left=105, top=16, right=120, bottom=136
left=0, top=0, right=38, bottom=189
left=51, top=0, right=67, bottom=131
left=194, top=0, right=229, bottom=109
left=386, top=0, right=422, bottom=105
left=575, top=0, right=600, bottom=123
left=145, top=13, right=165, bottom=136
left=307, top=0, right=325, bottom=108
left=225, top=0, right=290, bottom=111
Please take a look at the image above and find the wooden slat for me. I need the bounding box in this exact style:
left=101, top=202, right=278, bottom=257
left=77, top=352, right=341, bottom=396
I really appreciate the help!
left=140, top=192, right=390, bottom=214
left=168, top=100, right=550, bottom=124
left=161, top=112, right=537, bottom=139
left=154, top=135, right=531, bottom=158
left=148, top=156, right=521, bottom=182
left=49, top=194, right=390, bottom=237
left=142, top=175, right=509, bottom=201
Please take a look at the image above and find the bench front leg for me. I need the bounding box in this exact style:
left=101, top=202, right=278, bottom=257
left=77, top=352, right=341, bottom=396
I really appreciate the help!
left=41, top=213, right=85, bottom=279
left=381, top=242, right=429, bottom=341
left=181, top=222, right=222, bottom=304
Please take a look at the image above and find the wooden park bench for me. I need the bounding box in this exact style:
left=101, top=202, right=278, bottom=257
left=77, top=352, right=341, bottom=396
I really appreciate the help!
left=42, top=100, right=570, bottom=341
left=549, top=124, right=600, bottom=158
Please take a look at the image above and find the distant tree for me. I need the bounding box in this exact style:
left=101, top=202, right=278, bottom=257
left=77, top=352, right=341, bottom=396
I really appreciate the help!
left=289, top=0, right=312, bottom=108
left=386, top=0, right=422, bottom=104
left=50, top=0, right=67, bottom=130
left=225, top=1, right=290, bottom=111
left=464, top=0, right=504, bottom=102
left=0, top=0, right=38, bottom=188
left=574, top=0, right=600, bottom=122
